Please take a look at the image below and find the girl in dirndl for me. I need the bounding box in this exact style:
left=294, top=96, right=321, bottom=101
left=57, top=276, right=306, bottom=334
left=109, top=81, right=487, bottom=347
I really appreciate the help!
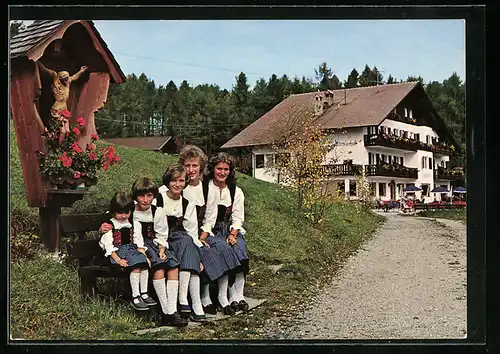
left=156, top=163, right=207, bottom=322
left=99, top=191, right=153, bottom=311
left=132, top=177, right=187, bottom=327
left=205, top=152, right=250, bottom=314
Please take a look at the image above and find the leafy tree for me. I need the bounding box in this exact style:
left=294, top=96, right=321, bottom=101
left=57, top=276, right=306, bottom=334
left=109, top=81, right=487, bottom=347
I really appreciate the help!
left=406, top=75, right=424, bottom=83
left=269, top=104, right=340, bottom=224
left=386, top=74, right=395, bottom=84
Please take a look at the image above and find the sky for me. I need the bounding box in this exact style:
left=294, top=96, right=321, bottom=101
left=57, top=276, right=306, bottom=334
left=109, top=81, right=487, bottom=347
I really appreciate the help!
left=21, top=19, right=465, bottom=91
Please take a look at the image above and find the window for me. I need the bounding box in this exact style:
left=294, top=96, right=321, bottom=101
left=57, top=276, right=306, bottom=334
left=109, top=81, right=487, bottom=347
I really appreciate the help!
left=255, top=154, right=264, bottom=168
left=397, top=183, right=405, bottom=196
left=381, top=154, right=386, bottom=163
left=368, top=153, right=373, bottom=165
left=421, top=184, right=430, bottom=196
left=378, top=183, right=386, bottom=197
left=349, top=180, right=357, bottom=196
left=400, top=157, right=404, bottom=165
left=414, top=133, right=420, bottom=141
left=387, top=127, right=392, bottom=134
left=426, top=135, right=430, bottom=144
left=376, top=154, right=380, bottom=165
left=409, top=109, right=413, bottom=118
left=394, top=128, right=398, bottom=136
left=400, top=130, right=405, bottom=137
left=404, top=108, right=408, bottom=117
left=265, top=154, right=275, bottom=167
left=441, top=160, right=445, bottom=167
left=421, top=156, right=427, bottom=169
left=428, top=157, right=433, bottom=170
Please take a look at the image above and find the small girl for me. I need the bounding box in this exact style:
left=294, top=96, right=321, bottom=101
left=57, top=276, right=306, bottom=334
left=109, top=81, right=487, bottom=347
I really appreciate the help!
left=132, top=177, right=187, bottom=327
left=98, top=191, right=155, bottom=311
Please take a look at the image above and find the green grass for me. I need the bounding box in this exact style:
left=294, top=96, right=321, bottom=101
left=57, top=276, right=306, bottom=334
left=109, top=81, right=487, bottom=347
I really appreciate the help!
left=10, top=121, right=384, bottom=340
left=416, top=208, right=466, bottom=223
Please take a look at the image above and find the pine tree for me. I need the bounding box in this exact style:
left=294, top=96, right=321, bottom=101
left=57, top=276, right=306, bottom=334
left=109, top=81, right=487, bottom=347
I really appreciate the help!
left=344, top=68, right=360, bottom=88
left=386, top=74, right=395, bottom=84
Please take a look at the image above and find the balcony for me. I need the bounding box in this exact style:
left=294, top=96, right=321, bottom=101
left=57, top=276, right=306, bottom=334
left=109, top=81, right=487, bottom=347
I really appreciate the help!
left=435, top=166, right=464, bottom=180
left=364, top=133, right=420, bottom=152
left=365, top=163, right=418, bottom=179
left=322, top=163, right=363, bottom=176
left=365, top=134, right=456, bottom=156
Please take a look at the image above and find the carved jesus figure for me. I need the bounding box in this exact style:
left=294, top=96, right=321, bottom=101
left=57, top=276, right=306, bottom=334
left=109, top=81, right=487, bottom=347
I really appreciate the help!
left=37, top=61, right=88, bottom=135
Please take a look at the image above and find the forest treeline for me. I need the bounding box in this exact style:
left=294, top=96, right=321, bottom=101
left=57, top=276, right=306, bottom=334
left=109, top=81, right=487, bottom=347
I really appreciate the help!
left=10, top=21, right=465, bottom=164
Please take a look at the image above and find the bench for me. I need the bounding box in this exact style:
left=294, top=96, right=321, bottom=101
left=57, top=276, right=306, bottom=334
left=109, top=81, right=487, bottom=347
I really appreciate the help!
left=61, top=212, right=131, bottom=295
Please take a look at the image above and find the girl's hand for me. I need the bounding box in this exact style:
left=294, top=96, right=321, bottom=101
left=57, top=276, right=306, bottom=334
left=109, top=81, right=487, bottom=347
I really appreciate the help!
left=227, top=234, right=237, bottom=246
left=99, top=222, right=113, bottom=234
left=200, top=239, right=210, bottom=248
left=159, top=249, right=167, bottom=261
left=146, top=257, right=151, bottom=267
left=117, top=258, right=128, bottom=267
left=200, top=262, right=204, bottom=272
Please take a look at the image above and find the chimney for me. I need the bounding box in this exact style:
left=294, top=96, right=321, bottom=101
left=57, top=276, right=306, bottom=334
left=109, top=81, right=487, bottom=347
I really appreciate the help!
left=324, top=90, right=334, bottom=108
left=314, top=92, right=323, bottom=116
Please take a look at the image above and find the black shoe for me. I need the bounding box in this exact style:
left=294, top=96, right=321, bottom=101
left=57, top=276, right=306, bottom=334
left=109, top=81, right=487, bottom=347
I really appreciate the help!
left=191, top=313, right=209, bottom=322
left=203, top=304, right=217, bottom=315
left=140, top=293, right=157, bottom=306
left=178, top=304, right=192, bottom=318
left=161, top=312, right=188, bottom=327
left=130, top=296, right=149, bottom=311
left=238, top=299, right=249, bottom=312
left=223, top=305, right=235, bottom=316
left=230, top=301, right=239, bottom=312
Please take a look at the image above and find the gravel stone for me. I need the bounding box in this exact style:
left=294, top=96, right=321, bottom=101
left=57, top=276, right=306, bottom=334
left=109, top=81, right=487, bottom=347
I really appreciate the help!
left=266, top=212, right=467, bottom=340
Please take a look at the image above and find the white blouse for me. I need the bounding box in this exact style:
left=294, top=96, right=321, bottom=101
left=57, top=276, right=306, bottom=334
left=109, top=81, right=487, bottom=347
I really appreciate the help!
left=179, top=183, right=217, bottom=235
left=99, top=217, right=144, bottom=257
left=133, top=206, right=170, bottom=249
left=157, top=187, right=201, bottom=247
left=206, top=180, right=246, bottom=235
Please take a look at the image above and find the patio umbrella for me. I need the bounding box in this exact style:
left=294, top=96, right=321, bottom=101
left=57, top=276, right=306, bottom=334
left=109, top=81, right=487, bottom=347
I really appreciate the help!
left=454, top=186, right=467, bottom=193
left=431, top=186, right=450, bottom=193
left=403, top=185, right=422, bottom=192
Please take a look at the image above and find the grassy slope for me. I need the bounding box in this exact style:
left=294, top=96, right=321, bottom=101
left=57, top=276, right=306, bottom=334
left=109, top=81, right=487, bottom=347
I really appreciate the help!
left=416, top=208, right=466, bottom=223
left=10, top=121, right=384, bottom=339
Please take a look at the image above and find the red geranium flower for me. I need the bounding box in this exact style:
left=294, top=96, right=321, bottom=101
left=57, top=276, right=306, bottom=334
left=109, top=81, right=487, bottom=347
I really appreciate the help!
left=89, top=152, right=98, bottom=161
left=60, top=110, right=71, bottom=118
left=71, top=142, right=83, bottom=153
left=74, top=171, right=81, bottom=179
left=91, top=133, right=99, bottom=141
left=72, top=127, right=81, bottom=135
left=76, top=117, right=87, bottom=127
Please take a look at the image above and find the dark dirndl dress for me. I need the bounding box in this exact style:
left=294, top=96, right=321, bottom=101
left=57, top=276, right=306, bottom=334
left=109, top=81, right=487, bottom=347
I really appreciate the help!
left=196, top=205, right=241, bottom=282
left=138, top=218, right=180, bottom=270
left=108, top=227, right=149, bottom=268
left=166, top=211, right=203, bottom=273
left=211, top=204, right=250, bottom=276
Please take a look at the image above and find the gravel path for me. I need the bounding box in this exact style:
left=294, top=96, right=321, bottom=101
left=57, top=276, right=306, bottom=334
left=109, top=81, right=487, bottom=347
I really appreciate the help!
left=267, top=212, right=467, bottom=339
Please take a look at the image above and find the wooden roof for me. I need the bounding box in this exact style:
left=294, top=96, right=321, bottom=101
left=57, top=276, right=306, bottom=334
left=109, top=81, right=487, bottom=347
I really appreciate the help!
left=105, top=136, right=174, bottom=151
left=221, top=82, right=458, bottom=149
left=10, top=20, right=126, bottom=83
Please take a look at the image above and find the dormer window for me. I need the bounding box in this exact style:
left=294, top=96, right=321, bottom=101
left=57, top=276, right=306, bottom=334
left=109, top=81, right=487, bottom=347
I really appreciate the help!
left=409, top=109, right=413, bottom=119
left=404, top=108, right=408, bottom=117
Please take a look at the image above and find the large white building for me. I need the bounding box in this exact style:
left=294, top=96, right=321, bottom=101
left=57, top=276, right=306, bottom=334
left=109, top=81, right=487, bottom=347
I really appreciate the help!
left=222, top=82, right=463, bottom=203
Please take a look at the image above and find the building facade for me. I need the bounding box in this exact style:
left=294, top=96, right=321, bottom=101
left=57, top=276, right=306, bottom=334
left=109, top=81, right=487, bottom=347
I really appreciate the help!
left=222, top=83, right=463, bottom=203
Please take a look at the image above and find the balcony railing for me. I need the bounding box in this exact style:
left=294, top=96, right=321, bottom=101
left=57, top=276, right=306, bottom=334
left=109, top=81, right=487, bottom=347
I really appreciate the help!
left=435, top=166, right=464, bottom=180
left=365, top=163, right=418, bottom=179
left=364, top=134, right=456, bottom=155
left=322, top=163, right=363, bottom=176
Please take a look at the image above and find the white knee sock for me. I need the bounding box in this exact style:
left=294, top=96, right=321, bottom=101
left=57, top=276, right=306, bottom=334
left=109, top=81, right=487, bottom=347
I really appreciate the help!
left=234, top=272, right=245, bottom=302
left=166, top=279, right=179, bottom=315
left=189, top=274, right=204, bottom=315
left=130, top=272, right=141, bottom=298
left=153, top=278, right=168, bottom=314
left=217, top=274, right=230, bottom=308
left=139, top=269, right=149, bottom=295
left=228, top=282, right=237, bottom=303
left=178, top=271, right=191, bottom=305
left=201, top=284, right=212, bottom=307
